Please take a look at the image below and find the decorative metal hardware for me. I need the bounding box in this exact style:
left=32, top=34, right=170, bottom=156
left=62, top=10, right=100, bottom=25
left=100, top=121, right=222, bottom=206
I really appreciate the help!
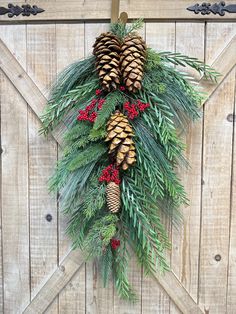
left=0, top=3, right=44, bottom=18
left=187, top=1, right=236, bottom=15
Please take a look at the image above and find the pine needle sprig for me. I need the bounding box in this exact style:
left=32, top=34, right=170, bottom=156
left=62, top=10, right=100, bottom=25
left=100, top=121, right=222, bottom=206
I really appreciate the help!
left=99, top=246, right=114, bottom=287
left=110, top=18, right=144, bottom=39
left=158, top=51, right=221, bottom=82
left=67, top=143, right=107, bottom=172
left=113, top=227, right=137, bottom=301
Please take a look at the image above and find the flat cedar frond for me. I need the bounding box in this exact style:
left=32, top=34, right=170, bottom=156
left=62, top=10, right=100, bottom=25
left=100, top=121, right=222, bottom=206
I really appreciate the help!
left=41, top=19, right=219, bottom=302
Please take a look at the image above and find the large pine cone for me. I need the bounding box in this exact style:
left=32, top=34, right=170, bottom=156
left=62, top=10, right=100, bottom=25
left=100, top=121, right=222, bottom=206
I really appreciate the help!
left=93, top=32, right=121, bottom=92
left=105, top=111, right=136, bottom=171
left=106, top=182, right=120, bottom=213
left=120, top=34, right=147, bottom=93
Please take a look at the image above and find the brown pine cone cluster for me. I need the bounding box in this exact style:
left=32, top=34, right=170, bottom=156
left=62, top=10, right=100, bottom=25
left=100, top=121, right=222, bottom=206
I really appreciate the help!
left=93, top=32, right=146, bottom=92
left=105, top=111, right=136, bottom=171
left=93, top=32, right=121, bottom=91
left=106, top=182, right=120, bottom=213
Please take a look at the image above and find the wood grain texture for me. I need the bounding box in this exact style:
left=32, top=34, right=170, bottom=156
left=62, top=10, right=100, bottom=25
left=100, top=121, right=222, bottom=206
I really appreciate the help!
left=0, top=0, right=236, bottom=21
left=0, top=24, right=30, bottom=313
left=26, top=23, right=59, bottom=314
left=171, top=22, right=204, bottom=304
left=0, top=72, right=30, bottom=313
left=23, top=250, right=84, bottom=314
left=56, top=23, right=86, bottom=314
left=143, top=21, right=175, bottom=314
left=226, top=67, right=236, bottom=314
left=198, top=23, right=236, bottom=312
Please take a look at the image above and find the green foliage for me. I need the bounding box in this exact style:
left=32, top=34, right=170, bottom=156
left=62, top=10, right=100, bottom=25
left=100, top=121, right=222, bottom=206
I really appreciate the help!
left=67, top=144, right=107, bottom=171
left=158, top=51, right=221, bottom=82
left=40, top=20, right=220, bottom=301
left=113, top=231, right=137, bottom=301
left=84, top=214, right=119, bottom=258
left=93, top=90, right=126, bottom=130
left=99, top=246, right=114, bottom=287
left=40, top=56, right=99, bottom=135
left=110, top=18, right=144, bottom=39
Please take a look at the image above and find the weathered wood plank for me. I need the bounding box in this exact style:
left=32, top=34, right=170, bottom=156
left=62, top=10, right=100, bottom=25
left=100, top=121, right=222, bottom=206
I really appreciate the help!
left=226, top=67, right=236, bottom=314
left=0, top=23, right=31, bottom=313
left=171, top=22, right=204, bottom=304
left=56, top=23, right=86, bottom=314
left=0, top=37, right=63, bottom=146
left=198, top=24, right=236, bottom=312
left=22, top=248, right=204, bottom=314
left=142, top=21, right=176, bottom=314
left=200, top=35, right=236, bottom=105
left=26, top=23, right=58, bottom=301
left=0, top=72, right=30, bottom=313
left=23, top=250, right=84, bottom=314
left=0, top=0, right=236, bottom=21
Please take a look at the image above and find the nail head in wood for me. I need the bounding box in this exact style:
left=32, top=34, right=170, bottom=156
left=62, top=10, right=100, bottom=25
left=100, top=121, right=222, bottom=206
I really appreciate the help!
left=227, top=113, right=235, bottom=122
left=45, top=214, right=52, bottom=222
left=215, top=254, right=221, bottom=261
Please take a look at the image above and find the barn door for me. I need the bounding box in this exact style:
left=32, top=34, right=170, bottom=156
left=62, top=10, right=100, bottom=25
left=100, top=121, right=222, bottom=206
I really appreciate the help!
left=0, top=1, right=236, bottom=313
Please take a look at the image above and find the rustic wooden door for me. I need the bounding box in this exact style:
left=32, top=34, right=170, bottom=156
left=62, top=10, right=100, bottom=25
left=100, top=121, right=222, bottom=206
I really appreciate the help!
left=0, top=1, right=236, bottom=313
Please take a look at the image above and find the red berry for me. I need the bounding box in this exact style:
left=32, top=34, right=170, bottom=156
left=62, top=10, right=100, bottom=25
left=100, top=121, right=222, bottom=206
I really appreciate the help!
left=96, top=89, right=102, bottom=95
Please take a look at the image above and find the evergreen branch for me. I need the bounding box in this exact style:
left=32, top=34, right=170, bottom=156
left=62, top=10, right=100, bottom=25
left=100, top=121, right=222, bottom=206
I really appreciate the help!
left=121, top=178, right=170, bottom=274
left=158, top=51, right=221, bottom=82
left=113, top=230, right=137, bottom=301
left=110, top=18, right=144, bottom=39
left=100, top=246, right=114, bottom=287
left=84, top=214, right=119, bottom=258
left=93, top=90, right=125, bottom=130
left=41, top=78, right=99, bottom=135
left=67, top=144, right=107, bottom=171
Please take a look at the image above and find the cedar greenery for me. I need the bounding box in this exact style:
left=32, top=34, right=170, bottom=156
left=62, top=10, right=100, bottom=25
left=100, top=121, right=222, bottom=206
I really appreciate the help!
left=41, top=19, right=219, bottom=301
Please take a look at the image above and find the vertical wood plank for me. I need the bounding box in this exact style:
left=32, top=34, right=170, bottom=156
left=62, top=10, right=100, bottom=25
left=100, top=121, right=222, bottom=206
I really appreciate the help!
left=26, top=24, right=59, bottom=313
left=141, top=22, right=176, bottom=314
left=226, top=67, right=236, bottom=314
left=56, top=23, right=86, bottom=314
left=171, top=22, right=204, bottom=305
left=27, top=24, right=57, bottom=98
left=199, top=23, right=235, bottom=313
left=0, top=24, right=28, bottom=314
left=1, top=72, right=30, bottom=313
left=0, top=24, right=30, bottom=313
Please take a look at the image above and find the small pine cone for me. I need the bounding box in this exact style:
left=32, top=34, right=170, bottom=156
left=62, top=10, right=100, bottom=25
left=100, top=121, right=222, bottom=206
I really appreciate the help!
left=105, top=111, right=136, bottom=170
left=120, top=34, right=147, bottom=93
left=106, top=182, right=120, bottom=213
left=93, top=32, right=121, bottom=92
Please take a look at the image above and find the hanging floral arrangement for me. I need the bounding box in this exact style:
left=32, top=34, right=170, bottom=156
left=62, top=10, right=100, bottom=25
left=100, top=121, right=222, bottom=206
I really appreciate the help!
left=41, top=19, right=219, bottom=301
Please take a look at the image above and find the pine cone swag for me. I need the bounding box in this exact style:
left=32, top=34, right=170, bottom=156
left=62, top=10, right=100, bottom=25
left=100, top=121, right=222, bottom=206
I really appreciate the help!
left=106, top=181, right=120, bottom=213
left=93, top=32, right=121, bottom=92
left=105, top=111, right=136, bottom=171
left=121, top=34, right=147, bottom=92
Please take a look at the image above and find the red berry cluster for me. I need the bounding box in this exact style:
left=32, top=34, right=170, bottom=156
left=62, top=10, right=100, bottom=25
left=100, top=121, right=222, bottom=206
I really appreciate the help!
left=77, top=90, right=105, bottom=123
left=124, top=100, right=150, bottom=120
left=98, top=164, right=121, bottom=185
left=110, top=238, right=120, bottom=250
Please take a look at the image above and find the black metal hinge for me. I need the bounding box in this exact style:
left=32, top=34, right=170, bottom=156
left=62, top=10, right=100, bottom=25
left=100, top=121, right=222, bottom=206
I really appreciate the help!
left=187, top=1, right=236, bottom=15
left=0, top=3, right=44, bottom=18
